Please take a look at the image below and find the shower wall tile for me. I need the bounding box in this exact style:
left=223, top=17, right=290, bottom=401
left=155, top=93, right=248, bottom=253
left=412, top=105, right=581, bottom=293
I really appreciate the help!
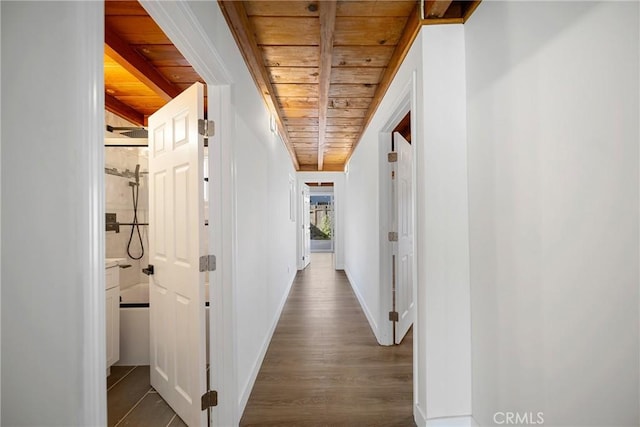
left=105, top=146, right=149, bottom=288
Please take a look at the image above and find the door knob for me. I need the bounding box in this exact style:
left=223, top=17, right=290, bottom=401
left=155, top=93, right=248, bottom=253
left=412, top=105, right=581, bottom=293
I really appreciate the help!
left=142, top=264, right=154, bottom=275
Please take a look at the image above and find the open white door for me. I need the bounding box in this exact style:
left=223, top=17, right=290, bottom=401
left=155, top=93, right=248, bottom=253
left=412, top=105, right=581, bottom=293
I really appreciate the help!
left=148, top=82, right=207, bottom=426
left=301, top=184, right=311, bottom=268
left=394, top=132, right=414, bottom=344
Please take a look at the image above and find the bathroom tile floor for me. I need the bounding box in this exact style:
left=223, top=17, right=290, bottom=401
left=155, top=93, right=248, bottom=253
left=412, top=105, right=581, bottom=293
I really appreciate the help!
left=107, top=365, right=187, bottom=427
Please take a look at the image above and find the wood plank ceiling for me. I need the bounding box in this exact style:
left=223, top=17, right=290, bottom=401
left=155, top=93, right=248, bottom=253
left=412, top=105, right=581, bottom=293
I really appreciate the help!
left=104, top=1, right=204, bottom=126
left=104, top=1, right=481, bottom=171
left=219, top=0, right=481, bottom=171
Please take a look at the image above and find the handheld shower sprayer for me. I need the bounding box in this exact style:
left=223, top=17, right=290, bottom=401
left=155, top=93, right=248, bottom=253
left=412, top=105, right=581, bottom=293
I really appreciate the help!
left=127, top=163, right=144, bottom=260
left=130, top=164, right=141, bottom=187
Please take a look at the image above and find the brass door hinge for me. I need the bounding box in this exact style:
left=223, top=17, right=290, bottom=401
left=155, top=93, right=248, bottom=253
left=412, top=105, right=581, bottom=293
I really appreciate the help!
left=389, top=311, right=399, bottom=322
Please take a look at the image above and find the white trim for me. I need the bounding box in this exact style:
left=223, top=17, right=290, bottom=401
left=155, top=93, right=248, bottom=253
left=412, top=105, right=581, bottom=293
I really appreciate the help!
left=376, top=129, right=394, bottom=346
left=415, top=403, right=428, bottom=426
left=426, top=416, right=478, bottom=427
left=344, top=267, right=383, bottom=344
left=237, top=273, right=296, bottom=414
left=81, top=1, right=107, bottom=425
left=139, top=2, right=237, bottom=425
left=298, top=183, right=311, bottom=270
left=296, top=173, right=345, bottom=270
left=378, top=74, right=416, bottom=344
left=208, top=84, right=238, bottom=426
left=139, top=0, right=233, bottom=85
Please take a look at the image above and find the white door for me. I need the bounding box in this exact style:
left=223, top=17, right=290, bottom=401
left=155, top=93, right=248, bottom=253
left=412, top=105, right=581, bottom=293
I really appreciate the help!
left=301, top=184, right=311, bottom=268
left=148, top=82, right=207, bottom=426
left=394, top=132, right=414, bottom=344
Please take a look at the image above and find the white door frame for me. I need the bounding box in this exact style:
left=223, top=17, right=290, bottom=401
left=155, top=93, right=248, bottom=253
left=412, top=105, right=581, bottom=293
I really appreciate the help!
left=296, top=173, right=344, bottom=270
left=140, top=2, right=237, bottom=425
left=377, top=73, right=418, bottom=420
left=298, top=183, right=311, bottom=269
left=378, top=74, right=417, bottom=347
left=81, top=1, right=238, bottom=425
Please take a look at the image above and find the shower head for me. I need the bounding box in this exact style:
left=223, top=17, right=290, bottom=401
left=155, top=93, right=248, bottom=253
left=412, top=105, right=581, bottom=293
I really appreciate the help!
left=106, top=125, right=148, bottom=139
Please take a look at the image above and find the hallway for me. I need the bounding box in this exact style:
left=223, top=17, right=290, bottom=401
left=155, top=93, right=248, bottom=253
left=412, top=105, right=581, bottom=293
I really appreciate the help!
left=240, top=253, right=414, bottom=426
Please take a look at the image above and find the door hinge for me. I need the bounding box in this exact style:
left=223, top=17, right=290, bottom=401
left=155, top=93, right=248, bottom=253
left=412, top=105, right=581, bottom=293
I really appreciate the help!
left=388, top=232, right=398, bottom=242
left=391, top=170, right=395, bottom=180
left=387, top=152, right=398, bottom=163
left=201, top=390, right=218, bottom=410
left=389, top=311, right=399, bottom=322
left=198, top=119, right=215, bottom=137
left=199, top=255, right=216, bottom=272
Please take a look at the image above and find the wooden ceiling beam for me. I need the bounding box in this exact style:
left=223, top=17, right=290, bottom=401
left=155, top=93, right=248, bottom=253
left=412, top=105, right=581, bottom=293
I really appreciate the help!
left=104, top=24, right=181, bottom=101
left=424, top=0, right=454, bottom=18
left=317, top=0, right=337, bottom=171
left=218, top=0, right=300, bottom=170
left=105, top=93, right=145, bottom=126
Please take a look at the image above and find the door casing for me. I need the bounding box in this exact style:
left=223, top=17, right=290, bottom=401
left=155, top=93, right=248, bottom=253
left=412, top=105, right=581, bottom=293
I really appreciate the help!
left=378, top=74, right=417, bottom=348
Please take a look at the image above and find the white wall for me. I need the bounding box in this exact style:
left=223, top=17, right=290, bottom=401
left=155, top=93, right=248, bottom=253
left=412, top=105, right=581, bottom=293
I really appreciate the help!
left=297, top=172, right=345, bottom=270
left=344, top=25, right=472, bottom=424
left=1, top=1, right=105, bottom=425
left=343, top=126, right=382, bottom=340
left=465, top=2, right=639, bottom=426
left=344, top=33, right=421, bottom=347
left=420, top=25, right=472, bottom=422
left=234, top=116, right=298, bottom=412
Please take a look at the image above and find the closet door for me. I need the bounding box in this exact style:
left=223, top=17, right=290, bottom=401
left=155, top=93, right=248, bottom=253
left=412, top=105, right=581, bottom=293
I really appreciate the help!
left=394, top=132, right=415, bottom=344
left=148, top=82, right=207, bottom=426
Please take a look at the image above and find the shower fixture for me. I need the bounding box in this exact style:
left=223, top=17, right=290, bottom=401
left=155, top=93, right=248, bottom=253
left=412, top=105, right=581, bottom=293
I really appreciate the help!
left=130, top=164, right=141, bottom=187
left=127, top=163, right=145, bottom=260
left=106, top=125, right=149, bottom=139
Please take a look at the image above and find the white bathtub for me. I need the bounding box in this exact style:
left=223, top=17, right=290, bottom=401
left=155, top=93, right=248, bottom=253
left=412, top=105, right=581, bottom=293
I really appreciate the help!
left=117, top=282, right=210, bottom=366
left=120, top=281, right=210, bottom=304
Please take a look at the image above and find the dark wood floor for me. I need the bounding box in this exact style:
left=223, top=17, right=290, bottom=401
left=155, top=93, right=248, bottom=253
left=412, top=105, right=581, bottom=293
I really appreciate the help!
left=240, top=253, right=414, bottom=426
left=107, top=365, right=187, bottom=427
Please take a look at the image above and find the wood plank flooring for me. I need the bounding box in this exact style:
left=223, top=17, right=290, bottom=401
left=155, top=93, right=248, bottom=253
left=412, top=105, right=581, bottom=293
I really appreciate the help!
left=240, top=253, right=414, bottom=426
left=107, top=365, right=187, bottom=427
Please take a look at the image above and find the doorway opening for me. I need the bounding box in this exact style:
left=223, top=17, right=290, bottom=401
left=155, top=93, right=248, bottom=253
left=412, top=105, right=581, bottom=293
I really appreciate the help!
left=308, top=183, right=335, bottom=253
left=102, top=3, right=216, bottom=426
left=379, top=78, right=417, bottom=349
left=378, top=89, right=416, bottom=421
left=389, top=111, right=414, bottom=345
left=297, top=176, right=343, bottom=271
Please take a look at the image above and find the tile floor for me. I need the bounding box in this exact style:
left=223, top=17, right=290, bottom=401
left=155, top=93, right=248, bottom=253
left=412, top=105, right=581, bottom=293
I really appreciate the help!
left=107, top=365, right=186, bottom=427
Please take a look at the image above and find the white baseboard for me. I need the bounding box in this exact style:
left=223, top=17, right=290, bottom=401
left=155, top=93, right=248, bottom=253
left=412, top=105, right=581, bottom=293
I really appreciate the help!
left=426, top=416, right=478, bottom=427
left=415, top=403, right=428, bottom=426
left=237, top=271, right=296, bottom=414
left=344, top=266, right=380, bottom=343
